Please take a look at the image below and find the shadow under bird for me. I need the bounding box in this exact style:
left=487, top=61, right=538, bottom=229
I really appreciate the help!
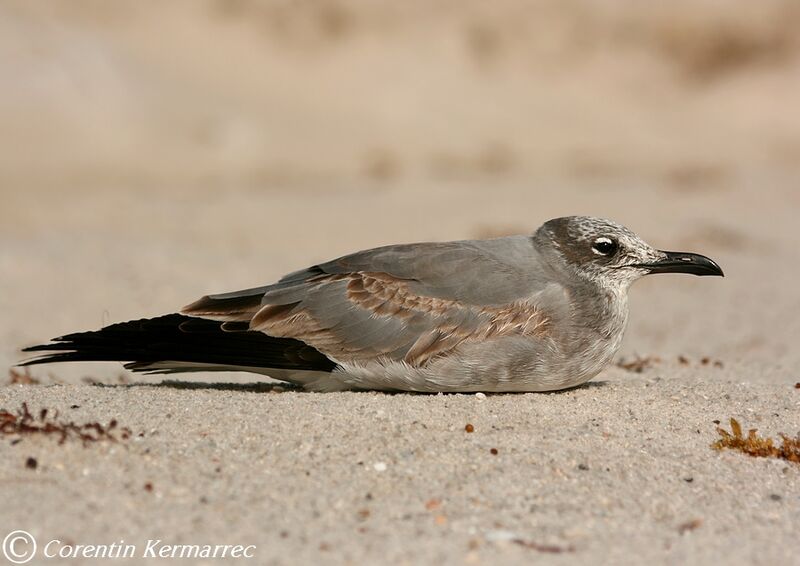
left=21, top=216, right=723, bottom=392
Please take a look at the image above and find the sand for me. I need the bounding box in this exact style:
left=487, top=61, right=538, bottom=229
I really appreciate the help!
left=1, top=2, right=800, bottom=564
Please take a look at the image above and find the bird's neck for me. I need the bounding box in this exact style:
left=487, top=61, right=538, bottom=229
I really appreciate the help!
left=535, top=250, right=631, bottom=355
left=575, top=279, right=629, bottom=332
left=561, top=280, right=630, bottom=367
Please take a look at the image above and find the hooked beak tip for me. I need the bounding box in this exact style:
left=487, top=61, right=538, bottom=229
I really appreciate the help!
left=634, top=251, right=724, bottom=277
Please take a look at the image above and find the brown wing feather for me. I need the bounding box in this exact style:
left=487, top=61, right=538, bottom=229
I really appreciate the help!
left=228, top=272, right=551, bottom=366
left=183, top=293, right=263, bottom=322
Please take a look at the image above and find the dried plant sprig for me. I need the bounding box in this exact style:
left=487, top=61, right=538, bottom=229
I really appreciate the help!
left=0, top=403, right=132, bottom=445
left=712, top=418, right=800, bottom=463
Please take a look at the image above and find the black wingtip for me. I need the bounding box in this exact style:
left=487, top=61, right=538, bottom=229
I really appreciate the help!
left=17, top=352, right=75, bottom=367
left=17, top=313, right=336, bottom=374
left=22, top=343, right=65, bottom=353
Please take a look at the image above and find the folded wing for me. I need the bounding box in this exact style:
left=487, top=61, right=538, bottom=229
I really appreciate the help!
left=184, top=237, right=558, bottom=366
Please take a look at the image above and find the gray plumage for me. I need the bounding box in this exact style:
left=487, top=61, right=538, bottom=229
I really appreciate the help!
left=22, top=216, right=723, bottom=392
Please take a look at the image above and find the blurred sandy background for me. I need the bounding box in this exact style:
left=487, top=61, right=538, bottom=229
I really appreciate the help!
left=1, top=2, right=799, bottom=565
left=2, top=0, right=800, bottom=375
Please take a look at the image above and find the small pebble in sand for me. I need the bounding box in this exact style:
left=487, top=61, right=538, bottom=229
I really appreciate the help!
left=490, top=448, right=498, bottom=455
left=425, top=498, right=442, bottom=510
left=25, top=457, right=37, bottom=470
left=475, top=392, right=487, bottom=400
left=373, top=462, right=387, bottom=472
left=465, top=424, right=475, bottom=433
left=678, top=518, right=702, bottom=534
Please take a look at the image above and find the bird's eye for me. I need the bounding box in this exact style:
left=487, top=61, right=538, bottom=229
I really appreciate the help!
left=591, top=237, right=618, bottom=256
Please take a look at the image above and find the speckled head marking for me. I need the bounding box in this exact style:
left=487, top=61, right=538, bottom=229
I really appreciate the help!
left=533, top=216, right=666, bottom=289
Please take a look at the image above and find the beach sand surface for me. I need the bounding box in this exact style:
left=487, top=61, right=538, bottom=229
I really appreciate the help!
left=1, top=2, right=799, bottom=564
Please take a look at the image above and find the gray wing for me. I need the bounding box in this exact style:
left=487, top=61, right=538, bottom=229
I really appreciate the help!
left=183, top=236, right=563, bottom=365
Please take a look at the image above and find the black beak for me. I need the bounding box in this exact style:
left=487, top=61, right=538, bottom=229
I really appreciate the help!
left=633, top=251, right=724, bottom=277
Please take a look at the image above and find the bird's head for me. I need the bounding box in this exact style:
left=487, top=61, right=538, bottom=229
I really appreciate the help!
left=534, top=216, right=723, bottom=290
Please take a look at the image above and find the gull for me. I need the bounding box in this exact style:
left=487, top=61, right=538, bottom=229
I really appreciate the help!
left=22, top=216, right=723, bottom=392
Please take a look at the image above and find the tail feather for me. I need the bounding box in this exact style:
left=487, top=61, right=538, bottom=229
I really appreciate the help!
left=21, top=313, right=336, bottom=373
